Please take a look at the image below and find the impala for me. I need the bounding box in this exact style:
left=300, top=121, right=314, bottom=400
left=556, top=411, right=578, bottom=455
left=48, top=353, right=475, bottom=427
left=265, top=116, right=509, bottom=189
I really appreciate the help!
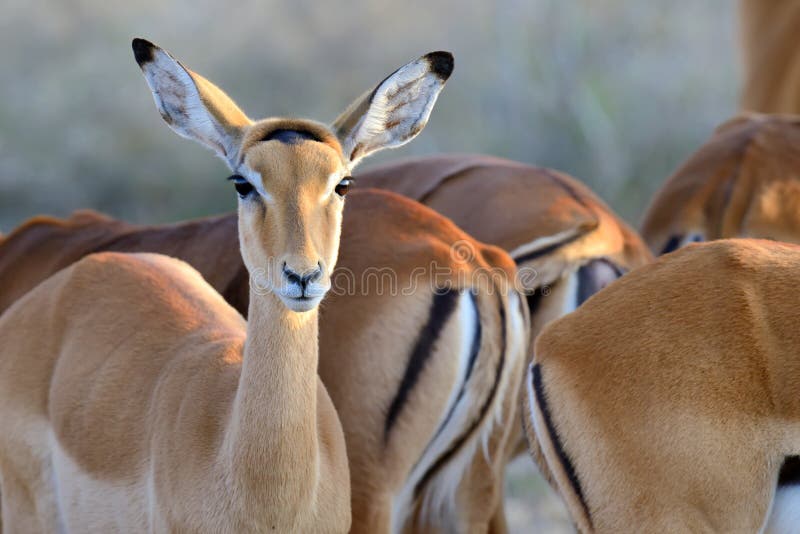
left=641, top=113, right=800, bottom=255
left=524, top=238, right=800, bottom=533
left=0, top=40, right=528, bottom=532
left=362, top=154, right=654, bottom=520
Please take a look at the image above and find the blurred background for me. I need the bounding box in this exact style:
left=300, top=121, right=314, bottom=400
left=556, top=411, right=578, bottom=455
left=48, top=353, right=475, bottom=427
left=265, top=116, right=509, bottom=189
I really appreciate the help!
left=0, top=0, right=738, bottom=530
left=0, top=0, right=738, bottom=233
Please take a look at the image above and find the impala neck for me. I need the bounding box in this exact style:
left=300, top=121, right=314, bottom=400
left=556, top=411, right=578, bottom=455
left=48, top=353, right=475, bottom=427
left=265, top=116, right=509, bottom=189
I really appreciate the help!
left=242, top=287, right=320, bottom=398
left=222, top=284, right=320, bottom=501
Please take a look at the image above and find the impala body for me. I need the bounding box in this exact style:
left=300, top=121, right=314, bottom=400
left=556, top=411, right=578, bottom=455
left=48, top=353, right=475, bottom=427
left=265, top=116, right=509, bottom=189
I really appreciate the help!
left=0, top=40, right=528, bottom=533
left=642, top=113, right=800, bottom=255
left=524, top=239, right=800, bottom=533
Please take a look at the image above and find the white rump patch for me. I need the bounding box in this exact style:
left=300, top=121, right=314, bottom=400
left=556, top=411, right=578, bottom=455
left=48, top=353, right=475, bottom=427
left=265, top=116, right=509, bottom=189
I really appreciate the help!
left=763, top=485, right=800, bottom=534
left=558, top=270, right=580, bottom=317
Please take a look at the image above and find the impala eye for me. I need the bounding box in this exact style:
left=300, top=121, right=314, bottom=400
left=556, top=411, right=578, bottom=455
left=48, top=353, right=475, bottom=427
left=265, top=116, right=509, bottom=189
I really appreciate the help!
left=228, top=174, right=254, bottom=198
left=335, top=177, right=353, bottom=197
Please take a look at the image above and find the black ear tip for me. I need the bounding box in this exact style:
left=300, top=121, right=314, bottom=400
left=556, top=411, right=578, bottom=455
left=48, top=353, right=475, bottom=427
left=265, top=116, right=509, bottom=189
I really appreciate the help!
left=132, top=38, right=156, bottom=66
left=424, top=51, right=454, bottom=80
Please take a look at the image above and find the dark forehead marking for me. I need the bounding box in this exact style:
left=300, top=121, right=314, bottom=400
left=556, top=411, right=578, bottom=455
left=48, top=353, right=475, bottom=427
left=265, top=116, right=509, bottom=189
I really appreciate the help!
left=261, top=129, right=321, bottom=145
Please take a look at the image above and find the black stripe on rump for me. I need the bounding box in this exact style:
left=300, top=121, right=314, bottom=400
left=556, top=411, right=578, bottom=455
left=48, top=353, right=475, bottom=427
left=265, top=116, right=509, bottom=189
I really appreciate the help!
left=427, top=292, right=482, bottom=447
left=413, top=293, right=507, bottom=499
left=531, top=364, right=592, bottom=528
left=779, top=456, right=800, bottom=486
left=513, top=232, right=585, bottom=265
left=384, top=288, right=460, bottom=442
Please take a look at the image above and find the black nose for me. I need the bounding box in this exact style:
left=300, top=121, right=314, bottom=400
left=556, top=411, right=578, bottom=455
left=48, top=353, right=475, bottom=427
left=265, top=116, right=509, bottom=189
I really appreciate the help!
left=283, top=262, right=323, bottom=291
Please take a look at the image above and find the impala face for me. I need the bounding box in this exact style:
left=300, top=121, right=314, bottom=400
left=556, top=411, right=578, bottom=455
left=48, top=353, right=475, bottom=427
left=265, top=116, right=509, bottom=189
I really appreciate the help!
left=233, top=123, right=350, bottom=312
left=133, top=37, right=453, bottom=313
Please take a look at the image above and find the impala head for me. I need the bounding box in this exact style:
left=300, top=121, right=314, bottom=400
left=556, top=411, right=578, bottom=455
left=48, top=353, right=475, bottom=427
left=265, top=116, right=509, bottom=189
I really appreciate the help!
left=132, top=38, right=453, bottom=312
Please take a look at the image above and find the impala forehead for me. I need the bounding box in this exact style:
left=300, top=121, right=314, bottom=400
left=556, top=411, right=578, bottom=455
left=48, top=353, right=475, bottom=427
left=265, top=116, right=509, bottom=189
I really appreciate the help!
left=238, top=140, right=344, bottom=200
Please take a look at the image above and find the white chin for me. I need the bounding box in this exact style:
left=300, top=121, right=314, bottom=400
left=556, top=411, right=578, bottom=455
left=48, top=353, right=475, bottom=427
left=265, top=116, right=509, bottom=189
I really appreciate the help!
left=280, top=295, right=323, bottom=313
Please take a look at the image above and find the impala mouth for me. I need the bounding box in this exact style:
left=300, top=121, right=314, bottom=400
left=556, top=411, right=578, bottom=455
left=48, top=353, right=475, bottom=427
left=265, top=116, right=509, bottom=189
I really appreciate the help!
left=279, top=293, right=324, bottom=312
left=274, top=279, right=330, bottom=312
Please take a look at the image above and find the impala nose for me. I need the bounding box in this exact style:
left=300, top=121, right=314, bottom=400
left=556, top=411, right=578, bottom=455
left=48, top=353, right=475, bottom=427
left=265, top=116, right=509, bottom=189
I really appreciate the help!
left=283, top=262, right=323, bottom=293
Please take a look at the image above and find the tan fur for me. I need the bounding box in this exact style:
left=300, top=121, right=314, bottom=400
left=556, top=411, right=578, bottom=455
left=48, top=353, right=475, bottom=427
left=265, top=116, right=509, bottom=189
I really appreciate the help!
left=523, top=239, right=800, bottom=533
left=739, top=0, right=800, bottom=113
left=641, top=113, right=800, bottom=255
left=360, top=153, right=651, bottom=310
left=0, top=130, right=351, bottom=532
left=0, top=41, right=527, bottom=533
left=360, top=154, right=653, bottom=493
left=0, top=194, right=528, bottom=533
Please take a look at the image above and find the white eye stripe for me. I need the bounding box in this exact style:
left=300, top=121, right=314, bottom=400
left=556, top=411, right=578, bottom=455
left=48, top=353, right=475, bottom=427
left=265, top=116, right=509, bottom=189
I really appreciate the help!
left=328, top=171, right=342, bottom=192
left=237, top=166, right=274, bottom=203
left=320, top=172, right=346, bottom=201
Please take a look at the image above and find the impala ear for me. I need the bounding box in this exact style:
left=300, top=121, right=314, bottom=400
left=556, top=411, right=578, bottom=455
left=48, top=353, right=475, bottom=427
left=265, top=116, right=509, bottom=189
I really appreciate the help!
left=332, top=51, right=453, bottom=170
left=132, top=38, right=253, bottom=168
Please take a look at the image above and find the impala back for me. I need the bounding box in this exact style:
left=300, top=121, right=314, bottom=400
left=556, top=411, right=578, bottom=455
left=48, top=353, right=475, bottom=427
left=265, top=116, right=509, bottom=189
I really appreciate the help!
left=358, top=154, right=652, bottom=338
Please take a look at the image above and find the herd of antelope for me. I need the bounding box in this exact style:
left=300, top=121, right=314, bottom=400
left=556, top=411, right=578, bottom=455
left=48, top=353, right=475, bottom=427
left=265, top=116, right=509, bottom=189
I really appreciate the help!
left=2, top=3, right=800, bottom=533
